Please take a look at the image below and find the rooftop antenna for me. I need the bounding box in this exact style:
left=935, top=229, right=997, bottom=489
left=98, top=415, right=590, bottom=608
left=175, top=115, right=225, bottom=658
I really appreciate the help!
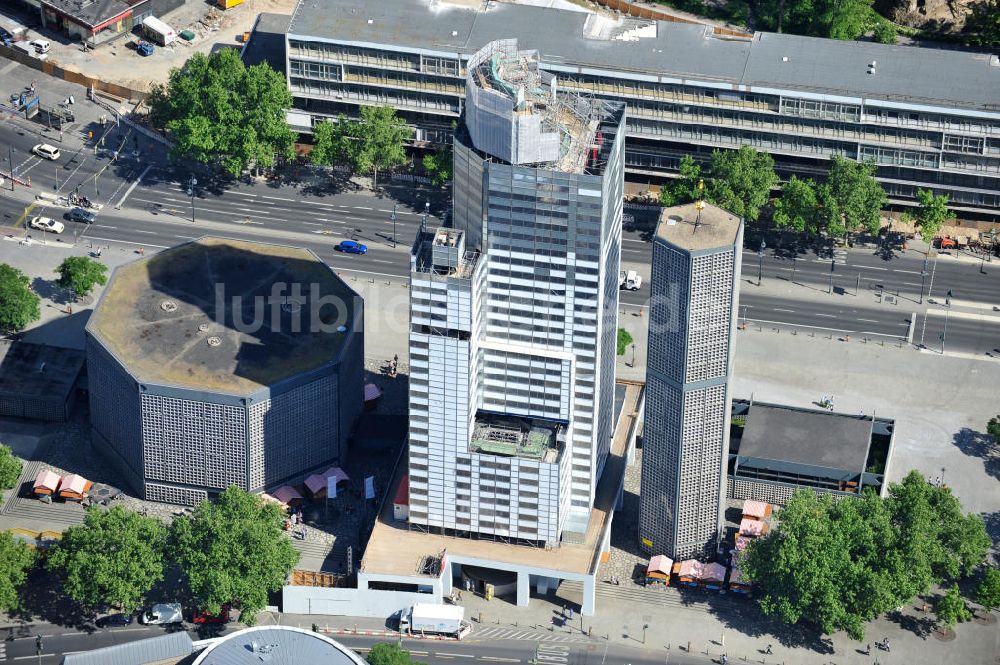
left=694, top=179, right=706, bottom=231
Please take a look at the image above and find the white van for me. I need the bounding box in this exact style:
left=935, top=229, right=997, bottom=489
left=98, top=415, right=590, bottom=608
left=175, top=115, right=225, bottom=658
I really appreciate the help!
left=139, top=603, right=183, bottom=625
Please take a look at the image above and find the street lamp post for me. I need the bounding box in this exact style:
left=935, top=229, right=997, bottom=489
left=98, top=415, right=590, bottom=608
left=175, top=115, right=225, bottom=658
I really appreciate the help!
left=790, top=255, right=796, bottom=284
left=188, top=177, right=197, bottom=223
left=391, top=203, right=397, bottom=248
left=757, top=239, right=766, bottom=286
left=919, top=255, right=928, bottom=304
left=940, top=290, right=952, bottom=354
left=629, top=343, right=636, bottom=368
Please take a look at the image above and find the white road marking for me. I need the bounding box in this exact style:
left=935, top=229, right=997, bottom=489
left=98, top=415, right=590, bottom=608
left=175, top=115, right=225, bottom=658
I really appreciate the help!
left=857, top=318, right=879, bottom=323
left=774, top=308, right=795, bottom=313
left=814, top=313, right=836, bottom=318
left=353, top=206, right=373, bottom=210
left=892, top=269, right=921, bottom=274
left=371, top=259, right=395, bottom=264
left=861, top=266, right=889, bottom=271
left=130, top=229, right=159, bottom=235
left=115, top=164, right=154, bottom=209
left=226, top=190, right=259, bottom=198
left=925, top=308, right=1000, bottom=322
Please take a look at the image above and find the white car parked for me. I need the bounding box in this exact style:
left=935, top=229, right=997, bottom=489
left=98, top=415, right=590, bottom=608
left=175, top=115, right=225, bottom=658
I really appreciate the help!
left=30, top=39, right=50, bottom=54
left=28, top=216, right=65, bottom=234
left=32, top=143, right=60, bottom=160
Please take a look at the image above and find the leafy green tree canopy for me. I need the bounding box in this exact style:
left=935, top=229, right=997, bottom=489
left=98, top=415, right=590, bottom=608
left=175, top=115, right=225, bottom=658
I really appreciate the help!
left=826, top=156, right=886, bottom=236
left=988, top=416, right=1000, bottom=443
left=935, top=584, right=971, bottom=627
left=909, top=189, right=952, bottom=243
left=966, top=0, right=1000, bottom=47
left=310, top=116, right=354, bottom=168
left=617, top=328, right=634, bottom=356
left=0, top=531, right=36, bottom=613
left=742, top=470, right=989, bottom=640
left=423, top=145, right=453, bottom=188
left=772, top=176, right=818, bottom=234
left=975, top=567, right=1000, bottom=613
left=0, top=444, right=22, bottom=493
left=706, top=146, right=777, bottom=222
left=56, top=256, right=108, bottom=300
left=46, top=505, right=168, bottom=612
left=149, top=49, right=295, bottom=176
left=367, top=643, right=426, bottom=665
left=659, top=155, right=703, bottom=207
left=169, top=486, right=299, bottom=624
left=754, top=0, right=874, bottom=39
left=0, top=263, right=40, bottom=334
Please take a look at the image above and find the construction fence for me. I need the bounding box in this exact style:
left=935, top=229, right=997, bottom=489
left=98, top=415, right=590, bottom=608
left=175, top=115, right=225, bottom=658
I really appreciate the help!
left=0, top=44, right=146, bottom=103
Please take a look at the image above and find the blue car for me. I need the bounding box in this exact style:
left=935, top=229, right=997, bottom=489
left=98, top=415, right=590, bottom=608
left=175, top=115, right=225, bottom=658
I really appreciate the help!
left=336, top=240, right=368, bottom=255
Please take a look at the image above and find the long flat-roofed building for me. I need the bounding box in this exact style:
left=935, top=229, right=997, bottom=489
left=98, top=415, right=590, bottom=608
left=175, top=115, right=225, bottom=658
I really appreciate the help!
left=284, top=0, right=1000, bottom=220
left=640, top=202, right=743, bottom=559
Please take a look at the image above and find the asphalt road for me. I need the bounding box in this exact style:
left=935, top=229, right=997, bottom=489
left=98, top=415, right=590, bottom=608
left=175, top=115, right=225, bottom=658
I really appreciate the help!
left=0, top=620, right=696, bottom=665
left=2, top=119, right=998, bottom=355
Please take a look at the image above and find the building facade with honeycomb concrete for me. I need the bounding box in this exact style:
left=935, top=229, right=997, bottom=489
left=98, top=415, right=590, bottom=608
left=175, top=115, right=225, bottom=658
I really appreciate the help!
left=407, top=40, right=626, bottom=546
left=86, top=237, right=364, bottom=506
left=639, top=202, right=743, bottom=559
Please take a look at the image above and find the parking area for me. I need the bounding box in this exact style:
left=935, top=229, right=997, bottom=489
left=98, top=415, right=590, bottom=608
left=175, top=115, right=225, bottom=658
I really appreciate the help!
left=1, top=0, right=296, bottom=93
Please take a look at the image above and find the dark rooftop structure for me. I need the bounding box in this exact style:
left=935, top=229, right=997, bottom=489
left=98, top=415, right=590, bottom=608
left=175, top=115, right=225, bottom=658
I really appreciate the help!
left=729, top=398, right=895, bottom=498
left=287, top=0, right=1000, bottom=112
left=87, top=237, right=357, bottom=394
left=241, top=12, right=290, bottom=72
left=0, top=340, right=84, bottom=421
left=41, top=0, right=131, bottom=30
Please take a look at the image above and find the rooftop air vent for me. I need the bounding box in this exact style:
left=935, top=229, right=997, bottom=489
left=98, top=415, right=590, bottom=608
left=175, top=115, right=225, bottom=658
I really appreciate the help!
left=451, top=30, right=458, bottom=36
left=667, top=215, right=681, bottom=226
left=198, top=323, right=209, bottom=332
left=207, top=336, right=222, bottom=347
left=367, top=18, right=373, bottom=24
left=160, top=300, right=178, bottom=312
left=782, top=56, right=789, bottom=62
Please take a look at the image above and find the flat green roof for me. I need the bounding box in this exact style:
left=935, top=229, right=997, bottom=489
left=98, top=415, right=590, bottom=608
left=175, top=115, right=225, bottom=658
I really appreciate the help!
left=88, top=237, right=358, bottom=395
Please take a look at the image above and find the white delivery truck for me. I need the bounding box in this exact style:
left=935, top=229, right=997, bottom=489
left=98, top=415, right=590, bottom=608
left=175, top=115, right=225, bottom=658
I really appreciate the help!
left=141, top=16, right=177, bottom=46
left=139, top=603, right=183, bottom=625
left=399, top=603, right=472, bottom=639
left=619, top=270, right=643, bottom=291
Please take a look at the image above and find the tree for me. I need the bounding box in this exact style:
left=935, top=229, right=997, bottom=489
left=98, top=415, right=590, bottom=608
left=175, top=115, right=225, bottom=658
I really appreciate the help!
left=814, top=183, right=845, bottom=238
left=169, top=486, right=299, bottom=624
left=908, top=189, right=951, bottom=243
left=348, top=106, right=412, bottom=189
left=0, top=531, right=35, bottom=612
left=706, top=146, right=777, bottom=222
left=47, top=506, right=167, bottom=612
left=872, top=19, right=898, bottom=44
left=659, top=155, right=703, bottom=207
left=0, top=444, right=22, bottom=494
left=367, top=643, right=426, bottom=665
left=754, top=0, right=873, bottom=39
left=772, top=176, right=818, bottom=233
left=966, top=0, right=1000, bottom=47
left=422, top=145, right=453, bottom=188
left=826, top=156, right=886, bottom=236
left=935, top=584, right=971, bottom=627
left=310, top=116, right=354, bottom=168
left=0, top=263, right=40, bottom=334
left=617, top=328, right=633, bottom=356
left=975, top=567, right=1000, bottom=614
left=148, top=49, right=295, bottom=176
left=988, top=416, right=1000, bottom=443
left=56, top=256, right=108, bottom=300
left=741, top=470, right=989, bottom=640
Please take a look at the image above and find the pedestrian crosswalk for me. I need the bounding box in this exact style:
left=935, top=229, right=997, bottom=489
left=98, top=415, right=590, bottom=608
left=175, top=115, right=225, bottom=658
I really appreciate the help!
left=813, top=248, right=848, bottom=265
left=470, top=626, right=591, bottom=643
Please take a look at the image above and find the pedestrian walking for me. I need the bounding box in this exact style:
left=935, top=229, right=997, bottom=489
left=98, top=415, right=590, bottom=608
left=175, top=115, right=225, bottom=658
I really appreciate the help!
left=302, top=525, right=309, bottom=540
left=864, top=644, right=871, bottom=655
left=568, top=607, right=573, bottom=620
left=765, top=644, right=772, bottom=654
